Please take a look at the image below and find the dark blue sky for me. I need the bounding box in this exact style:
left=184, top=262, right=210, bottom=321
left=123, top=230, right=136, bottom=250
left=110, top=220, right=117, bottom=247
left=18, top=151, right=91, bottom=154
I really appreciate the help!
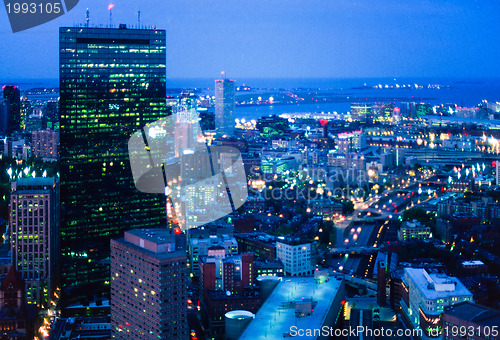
left=1, top=0, right=499, bottom=80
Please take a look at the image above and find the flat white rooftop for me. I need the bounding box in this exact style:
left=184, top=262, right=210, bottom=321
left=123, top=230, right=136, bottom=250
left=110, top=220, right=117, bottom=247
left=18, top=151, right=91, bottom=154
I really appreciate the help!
left=404, top=268, right=472, bottom=300
left=239, top=275, right=344, bottom=340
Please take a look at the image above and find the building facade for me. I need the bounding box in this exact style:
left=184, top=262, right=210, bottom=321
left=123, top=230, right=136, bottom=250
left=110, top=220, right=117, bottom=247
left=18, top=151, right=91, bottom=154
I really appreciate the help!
left=0, top=99, right=9, bottom=135
left=59, top=26, right=168, bottom=301
left=276, top=241, right=314, bottom=276
left=10, top=177, right=59, bottom=307
left=110, top=229, right=188, bottom=340
left=189, top=233, right=238, bottom=276
left=442, top=301, right=500, bottom=340
left=401, top=268, right=473, bottom=337
left=2, top=85, right=20, bottom=133
left=31, top=129, right=59, bottom=162
left=199, top=252, right=258, bottom=335
left=398, top=220, right=431, bottom=241
left=215, top=78, right=235, bottom=136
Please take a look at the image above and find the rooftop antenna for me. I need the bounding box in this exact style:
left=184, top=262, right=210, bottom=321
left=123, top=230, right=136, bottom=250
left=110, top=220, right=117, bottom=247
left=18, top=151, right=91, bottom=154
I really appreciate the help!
left=85, top=8, right=90, bottom=27
left=137, top=10, right=141, bottom=28
left=221, top=71, right=226, bottom=80
left=108, top=3, right=114, bottom=27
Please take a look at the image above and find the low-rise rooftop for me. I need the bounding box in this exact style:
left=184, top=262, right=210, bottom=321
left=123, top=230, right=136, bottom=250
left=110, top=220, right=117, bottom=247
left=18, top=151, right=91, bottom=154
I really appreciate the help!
left=239, top=275, right=344, bottom=340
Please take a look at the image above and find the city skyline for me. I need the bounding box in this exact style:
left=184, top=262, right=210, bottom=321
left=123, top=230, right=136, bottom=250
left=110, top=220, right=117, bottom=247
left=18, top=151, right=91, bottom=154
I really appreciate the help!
left=1, top=0, right=500, bottom=80
left=0, top=2, right=500, bottom=339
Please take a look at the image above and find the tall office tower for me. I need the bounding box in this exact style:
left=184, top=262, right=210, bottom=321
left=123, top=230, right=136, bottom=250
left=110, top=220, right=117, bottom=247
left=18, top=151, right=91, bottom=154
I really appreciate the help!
left=496, top=160, right=500, bottom=186
left=32, top=129, right=59, bottom=161
left=59, top=26, right=169, bottom=302
left=0, top=99, right=9, bottom=134
left=10, top=177, right=60, bottom=307
left=215, top=77, right=235, bottom=136
left=2, top=85, right=20, bottom=133
left=110, top=229, right=188, bottom=340
left=19, top=96, right=31, bottom=130
left=174, top=92, right=200, bottom=157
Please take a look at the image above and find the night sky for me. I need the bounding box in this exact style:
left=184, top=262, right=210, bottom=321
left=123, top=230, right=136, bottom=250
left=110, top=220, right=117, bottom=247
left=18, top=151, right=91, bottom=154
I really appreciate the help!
left=1, top=0, right=499, bottom=80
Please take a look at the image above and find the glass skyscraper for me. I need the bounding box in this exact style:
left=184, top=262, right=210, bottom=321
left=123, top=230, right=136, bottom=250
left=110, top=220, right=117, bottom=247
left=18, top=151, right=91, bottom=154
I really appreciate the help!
left=59, top=26, right=169, bottom=303
left=215, top=78, right=235, bottom=136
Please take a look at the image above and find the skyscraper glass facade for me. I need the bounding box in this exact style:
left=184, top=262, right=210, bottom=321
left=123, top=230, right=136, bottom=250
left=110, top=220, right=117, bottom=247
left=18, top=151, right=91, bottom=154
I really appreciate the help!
left=215, top=79, right=235, bottom=136
left=59, top=26, right=169, bottom=301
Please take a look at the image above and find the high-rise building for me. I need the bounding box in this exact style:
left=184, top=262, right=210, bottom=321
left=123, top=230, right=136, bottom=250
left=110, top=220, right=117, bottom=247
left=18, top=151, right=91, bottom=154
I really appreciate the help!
left=59, top=26, right=169, bottom=301
left=32, top=129, right=59, bottom=161
left=496, top=160, right=500, bottom=186
left=110, top=229, right=188, bottom=340
left=2, top=85, right=20, bottom=133
left=10, top=177, right=60, bottom=307
left=215, top=77, right=235, bottom=136
left=20, top=96, right=31, bottom=130
left=0, top=99, right=9, bottom=134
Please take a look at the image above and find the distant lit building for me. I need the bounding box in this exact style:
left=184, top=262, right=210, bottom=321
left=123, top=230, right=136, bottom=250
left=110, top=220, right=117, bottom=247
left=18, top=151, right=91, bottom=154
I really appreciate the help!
left=398, top=220, right=431, bottom=241
left=25, top=110, right=45, bottom=132
left=255, top=259, right=284, bottom=277
left=2, top=85, right=20, bottom=133
left=235, top=232, right=277, bottom=260
left=276, top=240, right=314, bottom=276
left=32, top=129, right=59, bottom=162
left=215, top=78, right=235, bottom=136
left=110, top=229, right=188, bottom=340
left=189, top=232, right=238, bottom=275
left=44, top=100, right=59, bottom=128
left=199, top=252, right=259, bottom=335
left=461, top=260, right=486, bottom=275
left=372, top=102, right=395, bottom=122
left=401, top=268, right=473, bottom=337
left=261, top=156, right=297, bottom=177
left=0, top=99, right=9, bottom=135
left=10, top=177, right=59, bottom=307
left=415, top=103, right=433, bottom=117
left=496, top=160, right=500, bottom=186
left=336, top=131, right=366, bottom=154
left=350, top=103, right=371, bottom=122
left=400, top=102, right=416, bottom=118
left=19, top=96, right=31, bottom=130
